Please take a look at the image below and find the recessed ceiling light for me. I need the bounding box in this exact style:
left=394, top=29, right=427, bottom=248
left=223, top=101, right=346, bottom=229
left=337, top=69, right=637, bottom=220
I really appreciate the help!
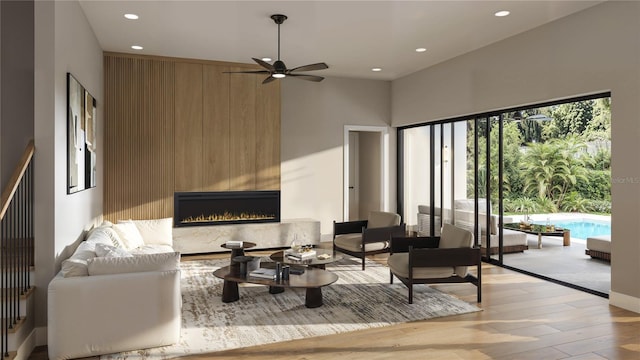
left=124, top=13, right=139, bottom=20
left=415, top=48, right=427, bottom=53
left=371, top=68, right=382, bottom=72
left=261, top=57, right=272, bottom=62
left=494, top=10, right=510, bottom=17
left=131, top=45, right=143, bottom=50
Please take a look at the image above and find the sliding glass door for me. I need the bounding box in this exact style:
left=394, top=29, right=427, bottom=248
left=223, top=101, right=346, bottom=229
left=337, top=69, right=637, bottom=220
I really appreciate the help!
left=398, top=93, right=612, bottom=297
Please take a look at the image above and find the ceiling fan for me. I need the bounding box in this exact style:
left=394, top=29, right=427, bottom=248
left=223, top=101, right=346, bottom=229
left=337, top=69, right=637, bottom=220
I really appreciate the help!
left=226, top=14, right=328, bottom=84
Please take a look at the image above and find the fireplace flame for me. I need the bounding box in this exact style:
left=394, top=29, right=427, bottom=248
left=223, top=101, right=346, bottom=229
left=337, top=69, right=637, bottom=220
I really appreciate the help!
left=182, top=211, right=276, bottom=224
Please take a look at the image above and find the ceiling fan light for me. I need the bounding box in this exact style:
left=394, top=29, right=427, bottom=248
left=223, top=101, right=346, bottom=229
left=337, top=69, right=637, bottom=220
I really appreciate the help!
left=272, top=73, right=286, bottom=79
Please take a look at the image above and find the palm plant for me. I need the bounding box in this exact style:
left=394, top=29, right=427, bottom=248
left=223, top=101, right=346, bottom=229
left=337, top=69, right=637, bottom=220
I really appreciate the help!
left=521, top=138, right=588, bottom=208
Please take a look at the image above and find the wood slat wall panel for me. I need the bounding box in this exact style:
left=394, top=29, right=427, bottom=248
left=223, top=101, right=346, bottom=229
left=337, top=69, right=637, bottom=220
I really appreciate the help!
left=256, top=78, right=281, bottom=190
left=229, top=69, right=257, bottom=190
left=203, top=65, right=231, bottom=191
left=104, top=56, right=175, bottom=221
left=104, top=53, right=279, bottom=221
left=174, top=63, right=204, bottom=192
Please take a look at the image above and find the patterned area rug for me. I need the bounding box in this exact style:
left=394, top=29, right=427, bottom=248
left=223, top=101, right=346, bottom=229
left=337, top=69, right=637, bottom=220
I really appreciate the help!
left=103, top=257, right=480, bottom=359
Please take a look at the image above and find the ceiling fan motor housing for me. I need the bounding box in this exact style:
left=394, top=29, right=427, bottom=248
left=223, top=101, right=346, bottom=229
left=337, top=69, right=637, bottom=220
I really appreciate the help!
left=271, top=14, right=287, bottom=24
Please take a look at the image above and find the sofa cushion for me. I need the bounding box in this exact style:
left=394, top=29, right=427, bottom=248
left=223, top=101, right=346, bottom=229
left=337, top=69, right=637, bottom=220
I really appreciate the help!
left=130, top=244, right=175, bottom=255
left=87, top=252, right=180, bottom=276
left=95, top=243, right=133, bottom=258
left=120, top=218, right=173, bottom=246
left=586, top=235, right=611, bottom=253
left=334, top=233, right=388, bottom=252
left=112, top=222, right=145, bottom=250
left=60, top=242, right=97, bottom=278
left=367, top=211, right=401, bottom=228
left=417, top=205, right=442, bottom=216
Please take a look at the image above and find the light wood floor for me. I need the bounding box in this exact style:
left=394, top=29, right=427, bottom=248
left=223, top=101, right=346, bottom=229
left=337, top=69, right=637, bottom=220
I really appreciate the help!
left=30, top=246, right=640, bottom=360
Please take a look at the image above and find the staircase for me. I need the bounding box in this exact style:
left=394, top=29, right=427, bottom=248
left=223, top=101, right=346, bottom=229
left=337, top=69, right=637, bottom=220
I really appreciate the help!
left=0, top=141, right=35, bottom=360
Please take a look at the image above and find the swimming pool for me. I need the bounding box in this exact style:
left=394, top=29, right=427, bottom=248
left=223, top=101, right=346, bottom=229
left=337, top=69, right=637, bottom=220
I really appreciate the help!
left=551, top=220, right=611, bottom=240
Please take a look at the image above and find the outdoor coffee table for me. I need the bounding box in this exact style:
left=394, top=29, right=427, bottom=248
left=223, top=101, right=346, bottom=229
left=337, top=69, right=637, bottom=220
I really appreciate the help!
left=269, top=248, right=343, bottom=269
left=213, top=264, right=338, bottom=308
left=504, top=223, right=570, bottom=249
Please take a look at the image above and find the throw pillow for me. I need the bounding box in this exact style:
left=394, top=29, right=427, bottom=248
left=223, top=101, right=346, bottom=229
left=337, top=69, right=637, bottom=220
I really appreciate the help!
left=86, top=227, right=125, bottom=248
left=118, top=218, right=173, bottom=246
left=112, top=222, right=145, bottom=250
left=95, top=243, right=133, bottom=258
left=60, top=242, right=97, bottom=277
left=87, top=252, right=180, bottom=276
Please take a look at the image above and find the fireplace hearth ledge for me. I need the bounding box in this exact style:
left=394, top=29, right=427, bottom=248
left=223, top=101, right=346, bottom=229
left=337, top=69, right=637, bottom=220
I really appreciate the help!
left=172, top=219, right=320, bottom=255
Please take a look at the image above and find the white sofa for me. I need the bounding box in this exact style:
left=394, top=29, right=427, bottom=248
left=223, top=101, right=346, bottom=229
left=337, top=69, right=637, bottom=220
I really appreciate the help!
left=48, top=218, right=182, bottom=360
left=417, top=199, right=528, bottom=254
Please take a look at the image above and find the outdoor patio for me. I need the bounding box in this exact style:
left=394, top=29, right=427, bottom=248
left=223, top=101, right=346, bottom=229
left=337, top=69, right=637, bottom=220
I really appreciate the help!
left=501, top=233, right=611, bottom=296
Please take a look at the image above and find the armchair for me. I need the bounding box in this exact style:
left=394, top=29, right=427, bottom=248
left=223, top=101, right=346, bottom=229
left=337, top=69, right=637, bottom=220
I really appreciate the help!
left=387, top=223, right=481, bottom=304
left=333, top=211, right=405, bottom=270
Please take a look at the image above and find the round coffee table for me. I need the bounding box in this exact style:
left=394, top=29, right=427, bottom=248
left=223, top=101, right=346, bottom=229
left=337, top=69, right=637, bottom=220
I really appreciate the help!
left=213, top=264, right=338, bottom=308
left=270, top=248, right=343, bottom=269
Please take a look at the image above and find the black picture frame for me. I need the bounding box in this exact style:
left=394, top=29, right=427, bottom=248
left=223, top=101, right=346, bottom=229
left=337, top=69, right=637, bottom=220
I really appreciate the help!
left=67, top=73, right=97, bottom=194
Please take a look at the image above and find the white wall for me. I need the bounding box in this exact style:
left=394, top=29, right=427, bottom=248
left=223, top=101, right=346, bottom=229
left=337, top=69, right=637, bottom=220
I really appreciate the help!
left=34, top=0, right=103, bottom=328
left=392, top=1, right=640, bottom=312
left=281, top=77, right=392, bottom=240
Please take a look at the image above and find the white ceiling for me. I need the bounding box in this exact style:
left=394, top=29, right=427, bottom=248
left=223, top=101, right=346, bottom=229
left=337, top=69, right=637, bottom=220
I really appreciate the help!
left=79, top=1, right=604, bottom=81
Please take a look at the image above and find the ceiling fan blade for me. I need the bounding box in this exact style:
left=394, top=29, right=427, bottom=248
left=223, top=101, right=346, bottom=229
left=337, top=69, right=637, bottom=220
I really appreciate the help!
left=262, top=76, right=277, bottom=84
left=289, top=62, right=329, bottom=73
left=289, top=74, right=324, bottom=82
left=252, top=58, right=275, bottom=71
left=223, top=70, right=271, bottom=74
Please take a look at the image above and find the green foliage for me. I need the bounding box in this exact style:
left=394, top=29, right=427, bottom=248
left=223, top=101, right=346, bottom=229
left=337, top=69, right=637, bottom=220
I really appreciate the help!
left=560, top=192, right=590, bottom=212
left=575, top=169, right=611, bottom=201
left=520, top=137, right=589, bottom=207
left=584, top=199, right=612, bottom=214
left=465, top=97, right=611, bottom=214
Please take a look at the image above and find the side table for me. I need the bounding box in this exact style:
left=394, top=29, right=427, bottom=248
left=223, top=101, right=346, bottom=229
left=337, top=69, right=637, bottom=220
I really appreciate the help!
left=221, top=242, right=256, bottom=274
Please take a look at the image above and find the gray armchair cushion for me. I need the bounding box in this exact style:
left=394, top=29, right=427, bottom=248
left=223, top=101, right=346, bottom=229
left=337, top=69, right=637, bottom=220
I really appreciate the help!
left=367, top=211, right=401, bottom=228
left=387, top=253, right=454, bottom=279
left=439, top=223, right=473, bottom=277
left=334, top=233, right=388, bottom=252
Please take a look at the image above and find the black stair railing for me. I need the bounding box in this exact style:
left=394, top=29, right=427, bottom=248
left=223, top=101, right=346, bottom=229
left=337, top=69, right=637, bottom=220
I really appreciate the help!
left=0, top=140, right=34, bottom=358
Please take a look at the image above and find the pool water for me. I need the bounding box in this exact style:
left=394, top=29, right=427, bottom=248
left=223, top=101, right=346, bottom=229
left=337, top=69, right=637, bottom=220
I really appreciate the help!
left=550, top=220, right=611, bottom=240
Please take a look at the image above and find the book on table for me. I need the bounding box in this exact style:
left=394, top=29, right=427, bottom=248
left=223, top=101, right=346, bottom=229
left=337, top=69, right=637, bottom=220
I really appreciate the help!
left=249, top=268, right=277, bottom=279
left=284, top=249, right=317, bottom=260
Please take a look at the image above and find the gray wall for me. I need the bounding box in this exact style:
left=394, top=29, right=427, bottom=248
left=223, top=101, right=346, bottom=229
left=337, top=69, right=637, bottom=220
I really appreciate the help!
left=392, top=1, right=640, bottom=311
left=1, top=0, right=34, bottom=190
left=358, top=131, right=381, bottom=219
left=281, top=77, right=393, bottom=239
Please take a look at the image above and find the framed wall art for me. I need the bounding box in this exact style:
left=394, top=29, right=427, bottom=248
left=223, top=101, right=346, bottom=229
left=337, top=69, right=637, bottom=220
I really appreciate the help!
left=67, top=73, right=97, bottom=194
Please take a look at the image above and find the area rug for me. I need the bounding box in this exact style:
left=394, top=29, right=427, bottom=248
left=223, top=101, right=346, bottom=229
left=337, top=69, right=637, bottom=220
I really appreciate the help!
left=102, top=257, right=480, bottom=359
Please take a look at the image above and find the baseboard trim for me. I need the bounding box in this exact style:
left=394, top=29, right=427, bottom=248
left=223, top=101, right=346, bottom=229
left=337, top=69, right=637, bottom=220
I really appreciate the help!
left=610, top=291, right=640, bottom=313
left=15, top=328, right=37, bottom=360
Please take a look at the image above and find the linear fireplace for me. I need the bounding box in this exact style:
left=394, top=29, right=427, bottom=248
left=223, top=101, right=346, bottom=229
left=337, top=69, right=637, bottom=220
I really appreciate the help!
left=174, top=191, right=281, bottom=227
